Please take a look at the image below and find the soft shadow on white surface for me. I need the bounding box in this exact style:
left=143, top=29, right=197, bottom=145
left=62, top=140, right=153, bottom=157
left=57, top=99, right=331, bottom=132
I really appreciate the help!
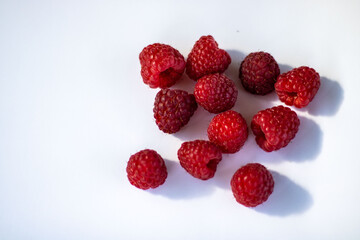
left=227, top=49, right=246, bottom=63
left=211, top=117, right=323, bottom=189
left=220, top=117, right=322, bottom=168
left=214, top=167, right=313, bottom=216
left=225, top=49, right=246, bottom=81
left=278, top=63, right=293, bottom=73
left=271, top=116, right=323, bottom=163
left=171, top=74, right=196, bottom=94
left=173, top=107, right=214, bottom=141
left=233, top=90, right=279, bottom=123
left=212, top=151, right=249, bottom=190
left=149, top=160, right=214, bottom=199
left=307, top=77, right=344, bottom=116
left=255, top=171, right=313, bottom=216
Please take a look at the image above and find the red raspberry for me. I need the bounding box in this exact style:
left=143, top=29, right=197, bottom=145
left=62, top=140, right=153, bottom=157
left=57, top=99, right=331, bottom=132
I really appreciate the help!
left=275, top=66, right=320, bottom=108
left=178, top=140, right=222, bottom=180
left=231, top=163, right=274, bottom=207
left=126, top=149, right=167, bottom=190
left=153, top=89, right=197, bottom=134
left=194, top=73, right=238, bottom=113
left=139, top=43, right=186, bottom=88
left=207, top=110, right=248, bottom=153
left=251, top=105, right=300, bottom=152
left=186, top=35, right=231, bottom=80
left=239, top=51, right=280, bottom=95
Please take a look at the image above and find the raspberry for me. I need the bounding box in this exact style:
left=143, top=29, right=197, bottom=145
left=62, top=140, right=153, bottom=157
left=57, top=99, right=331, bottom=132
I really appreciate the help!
left=239, top=51, right=280, bottom=95
left=153, top=89, right=198, bottom=133
left=139, top=43, right=186, bottom=88
left=207, top=110, right=248, bottom=153
left=275, top=66, right=320, bottom=108
left=177, top=140, right=222, bottom=180
left=231, top=163, right=274, bottom=207
left=194, top=73, right=238, bottom=113
left=126, top=149, right=167, bottom=190
left=251, top=105, right=300, bottom=152
left=186, top=35, right=231, bottom=80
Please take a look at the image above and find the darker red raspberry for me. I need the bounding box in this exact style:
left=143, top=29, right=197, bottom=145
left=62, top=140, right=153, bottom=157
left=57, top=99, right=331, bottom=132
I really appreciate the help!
left=239, top=51, right=280, bottom=95
left=186, top=35, right=231, bottom=80
left=251, top=105, right=300, bottom=152
left=207, top=110, right=248, bottom=153
left=231, top=163, right=274, bottom=207
left=126, top=149, right=167, bottom=190
left=139, top=43, right=186, bottom=88
left=275, top=66, right=320, bottom=108
left=194, top=73, right=238, bottom=113
left=178, top=140, right=222, bottom=180
left=153, top=89, right=198, bottom=134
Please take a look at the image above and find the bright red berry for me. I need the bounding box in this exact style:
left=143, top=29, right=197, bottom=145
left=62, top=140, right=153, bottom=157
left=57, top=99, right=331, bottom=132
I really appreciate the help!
left=231, top=163, right=274, bottom=207
left=207, top=110, right=248, bottom=153
left=275, top=66, right=320, bottom=108
left=251, top=105, right=300, bottom=152
left=153, top=89, right=198, bottom=134
left=178, top=140, right=222, bottom=180
left=186, top=35, right=231, bottom=80
left=239, top=51, right=280, bottom=95
left=194, top=73, right=238, bottom=113
left=126, top=149, right=167, bottom=190
left=139, top=43, right=186, bottom=88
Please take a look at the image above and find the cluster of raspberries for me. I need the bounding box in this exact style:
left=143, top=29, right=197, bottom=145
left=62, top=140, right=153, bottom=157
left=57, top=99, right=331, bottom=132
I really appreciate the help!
left=127, top=35, right=320, bottom=207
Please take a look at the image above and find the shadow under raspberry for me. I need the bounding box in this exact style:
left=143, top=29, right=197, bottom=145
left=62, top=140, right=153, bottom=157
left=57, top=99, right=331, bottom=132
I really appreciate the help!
left=248, top=116, right=323, bottom=164
left=148, top=159, right=215, bottom=199
left=224, top=49, right=246, bottom=82
left=278, top=63, right=293, bottom=73
left=172, top=107, right=214, bottom=142
left=306, top=77, right=344, bottom=116
left=171, top=73, right=196, bottom=94
left=255, top=171, right=313, bottom=216
left=213, top=161, right=313, bottom=216
left=217, top=116, right=323, bottom=165
left=211, top=149, right=251, bottom=190
left=277, top=116, right=323, bottom=162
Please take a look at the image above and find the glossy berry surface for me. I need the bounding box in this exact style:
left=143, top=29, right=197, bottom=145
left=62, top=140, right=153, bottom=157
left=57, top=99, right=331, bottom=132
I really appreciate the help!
left=178, top=140, right=222, bottom=180
left=239, top=51, right=280, bottom=95
left=251, top=105, right=300, bottom=152
left=275, top=66, right=320, bottom=108
left=126, top=149, right=168, bottom=190
left=207, top=110, right=248, bottom=153
left=139, top=43, right=186, bottom=88
left=153, top=89, right=198, bottom=134
left=194, top=73, right=238, bottom=113
left=186, top=35, right=231, bottom=80
left=231, top=163, right=274, bottom=207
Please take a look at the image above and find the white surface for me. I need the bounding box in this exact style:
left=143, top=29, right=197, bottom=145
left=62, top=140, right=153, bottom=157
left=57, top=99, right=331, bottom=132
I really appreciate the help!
left=0, top=0, right=359, bottom=239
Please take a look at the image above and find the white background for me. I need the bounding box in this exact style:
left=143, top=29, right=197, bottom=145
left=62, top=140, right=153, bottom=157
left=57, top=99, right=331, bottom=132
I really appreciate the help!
left=1, top=0, right=359, bottom=239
